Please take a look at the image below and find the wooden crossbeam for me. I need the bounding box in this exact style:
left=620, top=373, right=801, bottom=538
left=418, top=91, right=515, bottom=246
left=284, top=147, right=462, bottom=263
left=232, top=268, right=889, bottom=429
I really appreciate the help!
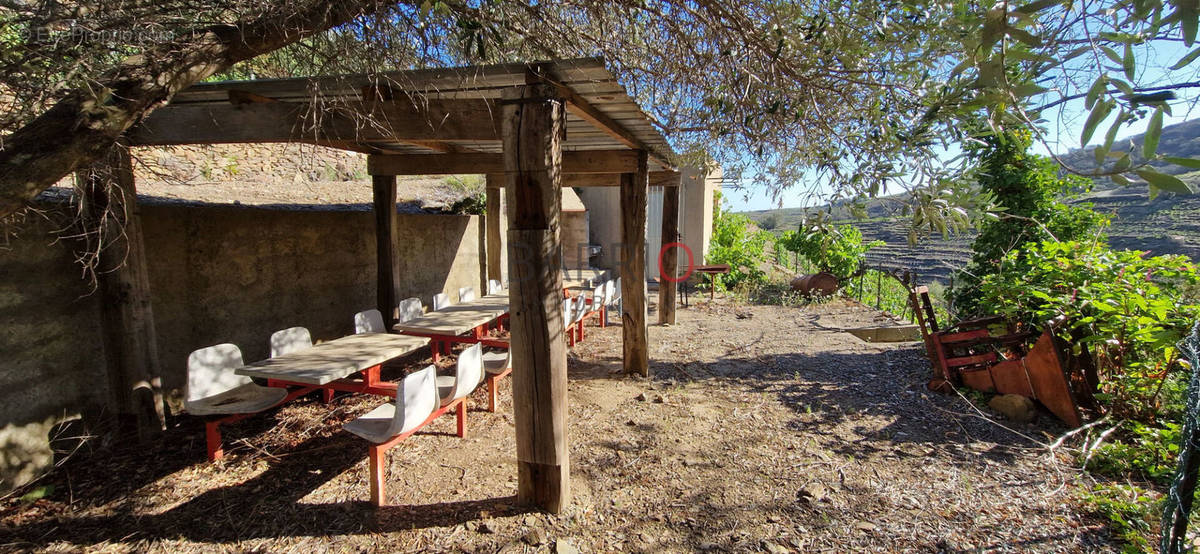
left=368, top=150, right=640, bottom=176
left=127, top=99, right=501, bottom=146
left=560, top=171, right=680, bottom=187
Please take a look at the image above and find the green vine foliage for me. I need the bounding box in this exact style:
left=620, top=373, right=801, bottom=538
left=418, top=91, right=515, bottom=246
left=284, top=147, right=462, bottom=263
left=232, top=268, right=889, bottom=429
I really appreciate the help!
left=976, top=240, right=1200, bottom=422
left=953, top=128, right=1110, bottom=316
left=707, top=207, right=771, bottom=291
left=777, top=224, right=883, bottom=280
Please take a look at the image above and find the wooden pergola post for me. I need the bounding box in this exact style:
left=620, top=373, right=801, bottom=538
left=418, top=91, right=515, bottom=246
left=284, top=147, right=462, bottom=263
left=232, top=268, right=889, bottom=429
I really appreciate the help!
left=658, top=181, right=680, bottom=325
left=372, top=175, right=400, bottom=328
left=620, top=151, right=650, bottom=376
left=79, top=145, right=166, bottom=440
left=485, top=174, right=504, bottom=285
left=502, top=84, right=570, bottom=513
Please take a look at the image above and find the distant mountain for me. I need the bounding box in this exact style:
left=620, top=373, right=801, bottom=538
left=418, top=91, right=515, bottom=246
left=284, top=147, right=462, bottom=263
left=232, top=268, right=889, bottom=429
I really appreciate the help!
left=740, top=119, right=1200, bottom=284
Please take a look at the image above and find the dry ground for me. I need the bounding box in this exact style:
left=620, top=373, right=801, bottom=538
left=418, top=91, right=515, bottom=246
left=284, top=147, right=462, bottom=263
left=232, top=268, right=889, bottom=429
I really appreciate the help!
left=0, top=297, right=1113, bottom=552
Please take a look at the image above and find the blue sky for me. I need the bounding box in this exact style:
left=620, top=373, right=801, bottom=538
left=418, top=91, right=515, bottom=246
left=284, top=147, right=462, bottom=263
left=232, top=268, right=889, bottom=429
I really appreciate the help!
left=726, top=40, right=1200, bottom=213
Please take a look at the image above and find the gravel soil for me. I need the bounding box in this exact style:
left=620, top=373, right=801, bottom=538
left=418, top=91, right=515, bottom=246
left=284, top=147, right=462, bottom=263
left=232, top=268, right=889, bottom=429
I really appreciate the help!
left=0, top=296, right=1114, bottom=552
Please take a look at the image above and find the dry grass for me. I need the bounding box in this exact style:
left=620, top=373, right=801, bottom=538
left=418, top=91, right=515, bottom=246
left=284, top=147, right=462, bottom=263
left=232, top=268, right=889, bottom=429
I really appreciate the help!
left=0, top=296, right=1114, bottom=552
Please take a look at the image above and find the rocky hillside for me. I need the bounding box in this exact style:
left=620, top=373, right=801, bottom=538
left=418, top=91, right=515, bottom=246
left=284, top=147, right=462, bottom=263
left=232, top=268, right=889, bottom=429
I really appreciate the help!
left=42, top=143, right=482, bottom=213
left=742, top=119, right=1200, bottom=284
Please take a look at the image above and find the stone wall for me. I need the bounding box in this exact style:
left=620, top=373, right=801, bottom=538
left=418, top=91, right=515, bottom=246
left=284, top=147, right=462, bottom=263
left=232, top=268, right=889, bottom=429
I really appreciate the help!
left=0, top=202, right=484, bottom=490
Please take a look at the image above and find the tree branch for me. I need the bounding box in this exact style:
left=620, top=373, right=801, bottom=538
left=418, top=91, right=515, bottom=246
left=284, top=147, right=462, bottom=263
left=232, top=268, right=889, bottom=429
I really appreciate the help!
left=0, top=0, right=395, bottom=218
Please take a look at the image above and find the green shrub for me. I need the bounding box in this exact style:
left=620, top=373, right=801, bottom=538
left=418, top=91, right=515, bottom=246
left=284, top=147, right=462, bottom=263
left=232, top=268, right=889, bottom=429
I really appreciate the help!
left=952, top=128, right=1109, bottom=316
left=1086, top=422, right=1183, bottom=484
left=707, top=209, right=771, bottom=291
left=777, top=223, right=882, bottom=280
left=976, top=240, right=1200, bottom=422
left=1079, top=483, right=1160, bottom=552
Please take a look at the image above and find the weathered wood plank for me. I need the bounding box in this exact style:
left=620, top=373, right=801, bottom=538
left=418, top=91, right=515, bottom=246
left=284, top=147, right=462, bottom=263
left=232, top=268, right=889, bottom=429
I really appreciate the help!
left=658, top=181, right=681, bottom=325
left=128, top=99, right=501, bottom=145
left=503, top=84, right=570, bottom=514
left=621, top=152, right=650, bottom=376
left=368, top=149, right=638, bottom=176
left=373, top=175, right=400, bottom=328
left=79, top=146, right=166, bottom=440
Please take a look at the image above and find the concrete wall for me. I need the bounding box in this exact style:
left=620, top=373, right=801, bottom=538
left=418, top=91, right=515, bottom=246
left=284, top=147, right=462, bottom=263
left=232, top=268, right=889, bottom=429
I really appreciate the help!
left=0, top=217, right=109, bottom=491
left=0, top=201, right=485, bottom=490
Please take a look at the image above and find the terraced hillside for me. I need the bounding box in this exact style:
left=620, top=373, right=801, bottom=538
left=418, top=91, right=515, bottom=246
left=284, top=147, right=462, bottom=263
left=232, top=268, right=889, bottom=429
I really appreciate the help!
left=742, top=120, right=1200, bottom=285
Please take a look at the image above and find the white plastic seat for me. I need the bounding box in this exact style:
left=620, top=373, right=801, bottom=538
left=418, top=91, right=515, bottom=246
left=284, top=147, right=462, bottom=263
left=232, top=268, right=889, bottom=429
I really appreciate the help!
left=433, top=292, right=451, bottom=311
left=435, top=344, right=483, bottom=406
left=270, top=327, right=312, bottom=358
left=185, top=344, right=287, bottom=417
left=459, top=286, right=477, bottom=303
left=354, top=309, right=386, bottom=334
left=482, top=350, right=511, bottom=375
left=343, top=365, right=439, bottom=444
left=397, top=297, right=424, bottom=324
left=488, top=279, right=503, bottom=295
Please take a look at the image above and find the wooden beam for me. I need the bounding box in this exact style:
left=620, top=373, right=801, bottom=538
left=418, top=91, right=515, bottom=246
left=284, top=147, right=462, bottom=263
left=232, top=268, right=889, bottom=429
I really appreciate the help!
left=621, top=151, right=650, bottom=376
left=658, top=180, right=681, bottom=325
left=373, top=176, right=400, bottom=328
left=485, top=175, right=503, bottom=283
left=549, top=171, right=678, bottom=188
left=128, top=99, right=500, bottom=145
left=503, top=84, right=570, bottom=514
left=369, top=150, right=638, bottom=176
left=78, top=146, right=166, bottom=440
left=528, top=70, right=675, bottom=171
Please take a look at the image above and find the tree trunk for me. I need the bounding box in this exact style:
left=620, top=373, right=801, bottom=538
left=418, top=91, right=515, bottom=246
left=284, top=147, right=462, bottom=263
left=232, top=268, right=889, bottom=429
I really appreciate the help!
left=0, top=0, right=390, bottom=218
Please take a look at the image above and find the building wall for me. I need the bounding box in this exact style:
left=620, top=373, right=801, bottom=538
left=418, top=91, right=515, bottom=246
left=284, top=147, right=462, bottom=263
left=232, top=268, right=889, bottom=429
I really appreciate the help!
left=682, top=165, right=720, bottom=265
left=0, top=202, right=485, bottom=490
left=577, top=164, right=721, bottom=275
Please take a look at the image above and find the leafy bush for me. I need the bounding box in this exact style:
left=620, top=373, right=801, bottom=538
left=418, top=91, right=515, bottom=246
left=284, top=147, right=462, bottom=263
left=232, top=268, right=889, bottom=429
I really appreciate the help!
left=777, top=224, right=883, bottom=280
left=1078, top=483, right=1161, bottom=552
left=1086, top=422, right=1182, bottom=484
left=707, top=209, right=772, bottom=291
left=976, top=240, right=1200, bottom=421
left=757, top=213, right=780, bottom=230
left=952, top=128, right=1109, bottom=315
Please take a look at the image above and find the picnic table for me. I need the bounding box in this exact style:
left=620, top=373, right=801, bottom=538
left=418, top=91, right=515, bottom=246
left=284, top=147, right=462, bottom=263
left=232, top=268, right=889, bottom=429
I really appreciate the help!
left=394, top=293, right=510, bottom=358
left=236, top=332, right=429, bottom=397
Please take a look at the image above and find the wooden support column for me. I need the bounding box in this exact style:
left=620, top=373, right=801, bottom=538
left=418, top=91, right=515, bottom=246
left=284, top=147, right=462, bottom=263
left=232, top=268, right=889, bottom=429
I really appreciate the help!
left=485, top=175, right=504, bottom=284
left=621, top=151, right=650, bottom=376
left=502, top=84, right=570, bottom=513
left=658, top=183, right=680, bottom=325
left=372, top=175, right=400, bottom=328
left=80, top=146, right=166, bottom=440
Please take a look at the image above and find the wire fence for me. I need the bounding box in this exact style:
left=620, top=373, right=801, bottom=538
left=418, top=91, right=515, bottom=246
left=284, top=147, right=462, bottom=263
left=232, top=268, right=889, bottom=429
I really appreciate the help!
left=1160, top=322, right=1200, bottom=554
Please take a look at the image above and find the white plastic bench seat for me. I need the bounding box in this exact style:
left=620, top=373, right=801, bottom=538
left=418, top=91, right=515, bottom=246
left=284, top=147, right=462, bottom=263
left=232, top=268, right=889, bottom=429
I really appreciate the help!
left=186, top=343, right=301, bottom=460
left=186, top=384, right=287, bottom=416
left=344, top=345, right=483, bottom=507
left=344, top=365, right=438, bottom=444
left=482, top=351, right=510, bottom=374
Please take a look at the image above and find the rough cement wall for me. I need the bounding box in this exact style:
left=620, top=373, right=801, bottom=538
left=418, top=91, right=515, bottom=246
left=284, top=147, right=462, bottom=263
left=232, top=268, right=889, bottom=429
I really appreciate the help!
left=561, top=211, right=591, bottom=270
left=0, top=217, right=109, bottom=491
left=576, top=187, right=622, bottom=271
left=0, top=203, right=484, bottom=491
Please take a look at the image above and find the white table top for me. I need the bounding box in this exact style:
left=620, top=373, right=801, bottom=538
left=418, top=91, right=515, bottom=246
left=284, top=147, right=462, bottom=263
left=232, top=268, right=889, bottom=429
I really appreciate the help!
left=235, top=333, right=429, bottom=385
left=394, top=293, right=509, bottom=336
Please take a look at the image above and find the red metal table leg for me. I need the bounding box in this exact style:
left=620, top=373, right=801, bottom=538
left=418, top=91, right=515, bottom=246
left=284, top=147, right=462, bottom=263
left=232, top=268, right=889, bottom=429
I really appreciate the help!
left=205, top=421, right=224, bottom=461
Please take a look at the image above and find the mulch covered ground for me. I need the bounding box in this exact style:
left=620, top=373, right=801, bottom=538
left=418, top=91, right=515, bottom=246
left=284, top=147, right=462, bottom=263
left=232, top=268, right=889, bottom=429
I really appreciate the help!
left=0, top=297, right=1114, bottom=552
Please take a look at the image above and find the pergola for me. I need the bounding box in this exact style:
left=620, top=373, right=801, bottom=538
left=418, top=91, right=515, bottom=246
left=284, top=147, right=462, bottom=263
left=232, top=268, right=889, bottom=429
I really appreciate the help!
left=101, top=57, right=682, bottom=513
